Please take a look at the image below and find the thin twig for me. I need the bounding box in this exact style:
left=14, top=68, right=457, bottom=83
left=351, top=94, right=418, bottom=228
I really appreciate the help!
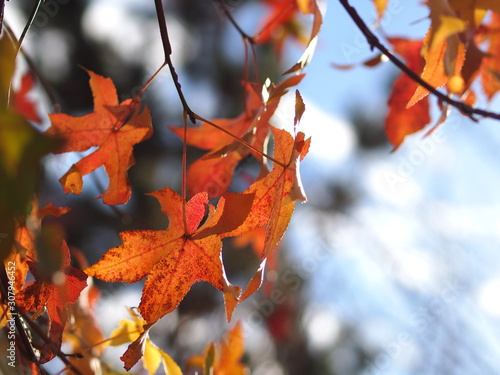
left=214, top=0, right=255, bottom=42
left=338, top=0, right=500, bottom=121
left=153, top=0, right=285, bottom=169
left=15, top=0, right=43, bottom=55
left=17, top=308, right=85, bottom=375
left=194, top=113, right=288, bottom=168
left=154, top=0, right=196, bottom=123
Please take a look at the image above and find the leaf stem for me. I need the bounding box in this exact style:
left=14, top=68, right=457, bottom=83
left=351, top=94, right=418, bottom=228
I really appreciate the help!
left=338, top=0, right=500, bottom=122
left=133, top=61, right=168, bottom=101
left=15, top=0, right=42, bottom=56
left=214, top=0, right=255, bottom=43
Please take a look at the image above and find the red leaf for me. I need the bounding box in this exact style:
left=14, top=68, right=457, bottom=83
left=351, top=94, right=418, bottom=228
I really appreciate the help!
left=386, top=38, right=431, bottom=149
left=84, top=187, right=252, bottom=325
left=16, top=242, right=87, bottom=363
left=11, top=72, right=42, bottom=124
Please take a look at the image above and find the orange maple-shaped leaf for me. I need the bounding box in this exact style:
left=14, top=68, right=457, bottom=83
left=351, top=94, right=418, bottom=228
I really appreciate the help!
left=16, top=242, right=88, bottom=363
left=46, top=69, right=153, bottom=205
left=85, top=187, right=256, bottom=326
left=225, top=111, right=310, bottom=260
left=225, top=117, right=310, bottom=302
left=386, top=38, right=431, bottom=149
left=187, top=321, right=247, bottom=375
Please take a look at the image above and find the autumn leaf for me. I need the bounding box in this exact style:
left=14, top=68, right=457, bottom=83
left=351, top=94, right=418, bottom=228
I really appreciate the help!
left=170, top=82, right=263, bottom=198
left=213, top=95, right=310, bottom=304
left=372, top=0, right=389, bottom=19
left=16, top=241, right=88, bottom=363
left=481, top=13, right=500, bottom=100
left=224, top=121, right=310, bottom=259
left=64, top=276, right=106, bottom=374
left=233, top=226, right=282, bottom=296
left=46, top=69, right=153, bottom=205
left=407, top=30, right=465, bottom=107
left=448, top=0, right=500, bottom=29
left=106, top=307, right=182, bottom=373
left=11, top=72, right=43, bottom=124
left=285, top=0, right=323, bottom=73
left=187, top=321, right=247, bottom=375
left=187, top=151, right=246, bottom=198
left=85, top=187, right=257, bottom=326
left=254, top=0, right=304, bottom=55
left=386, top=38, right=431, bottom=149
left=170, top=75, right=304, bottom=199
left=427, top=0, right=466, bottom=50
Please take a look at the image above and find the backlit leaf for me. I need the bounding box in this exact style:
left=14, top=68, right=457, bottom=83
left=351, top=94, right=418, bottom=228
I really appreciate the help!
left=386, top=38, right=431, bottom=148
left=46, top=69, right=153, bottom=205
left=188, top=322, right=247, bottom=375
left=85, top=187, right=248, bottom=326
left=16, top=242, right=88, bottom=363
left=107, top=308, right=183, bottom=373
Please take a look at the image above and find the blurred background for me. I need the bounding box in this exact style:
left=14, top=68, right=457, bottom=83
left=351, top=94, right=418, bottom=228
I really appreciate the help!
left=4, top=0, right=500, bottom=374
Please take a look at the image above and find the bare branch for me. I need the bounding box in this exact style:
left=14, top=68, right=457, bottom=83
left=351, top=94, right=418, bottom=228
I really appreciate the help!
left=338, top=0, right=500, bottom=122
left=154, top=0, right=196, bottom=123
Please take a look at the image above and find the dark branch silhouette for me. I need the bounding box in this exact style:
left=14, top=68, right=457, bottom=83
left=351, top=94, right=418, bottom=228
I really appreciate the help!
left=338, top=0, right=500, bottom=122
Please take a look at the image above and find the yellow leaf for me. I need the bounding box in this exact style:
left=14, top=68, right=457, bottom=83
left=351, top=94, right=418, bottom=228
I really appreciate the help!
left=143, top=340, right=162, bottom=375
left=107, top=319, right=141, bottom=347
left=428, top=0, right=466, bottom=50
left=372, top=0, right=389, bottom=19
left=106, top=308, right=182, bottom=373
left=160, top=351, right=183, bottom=375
